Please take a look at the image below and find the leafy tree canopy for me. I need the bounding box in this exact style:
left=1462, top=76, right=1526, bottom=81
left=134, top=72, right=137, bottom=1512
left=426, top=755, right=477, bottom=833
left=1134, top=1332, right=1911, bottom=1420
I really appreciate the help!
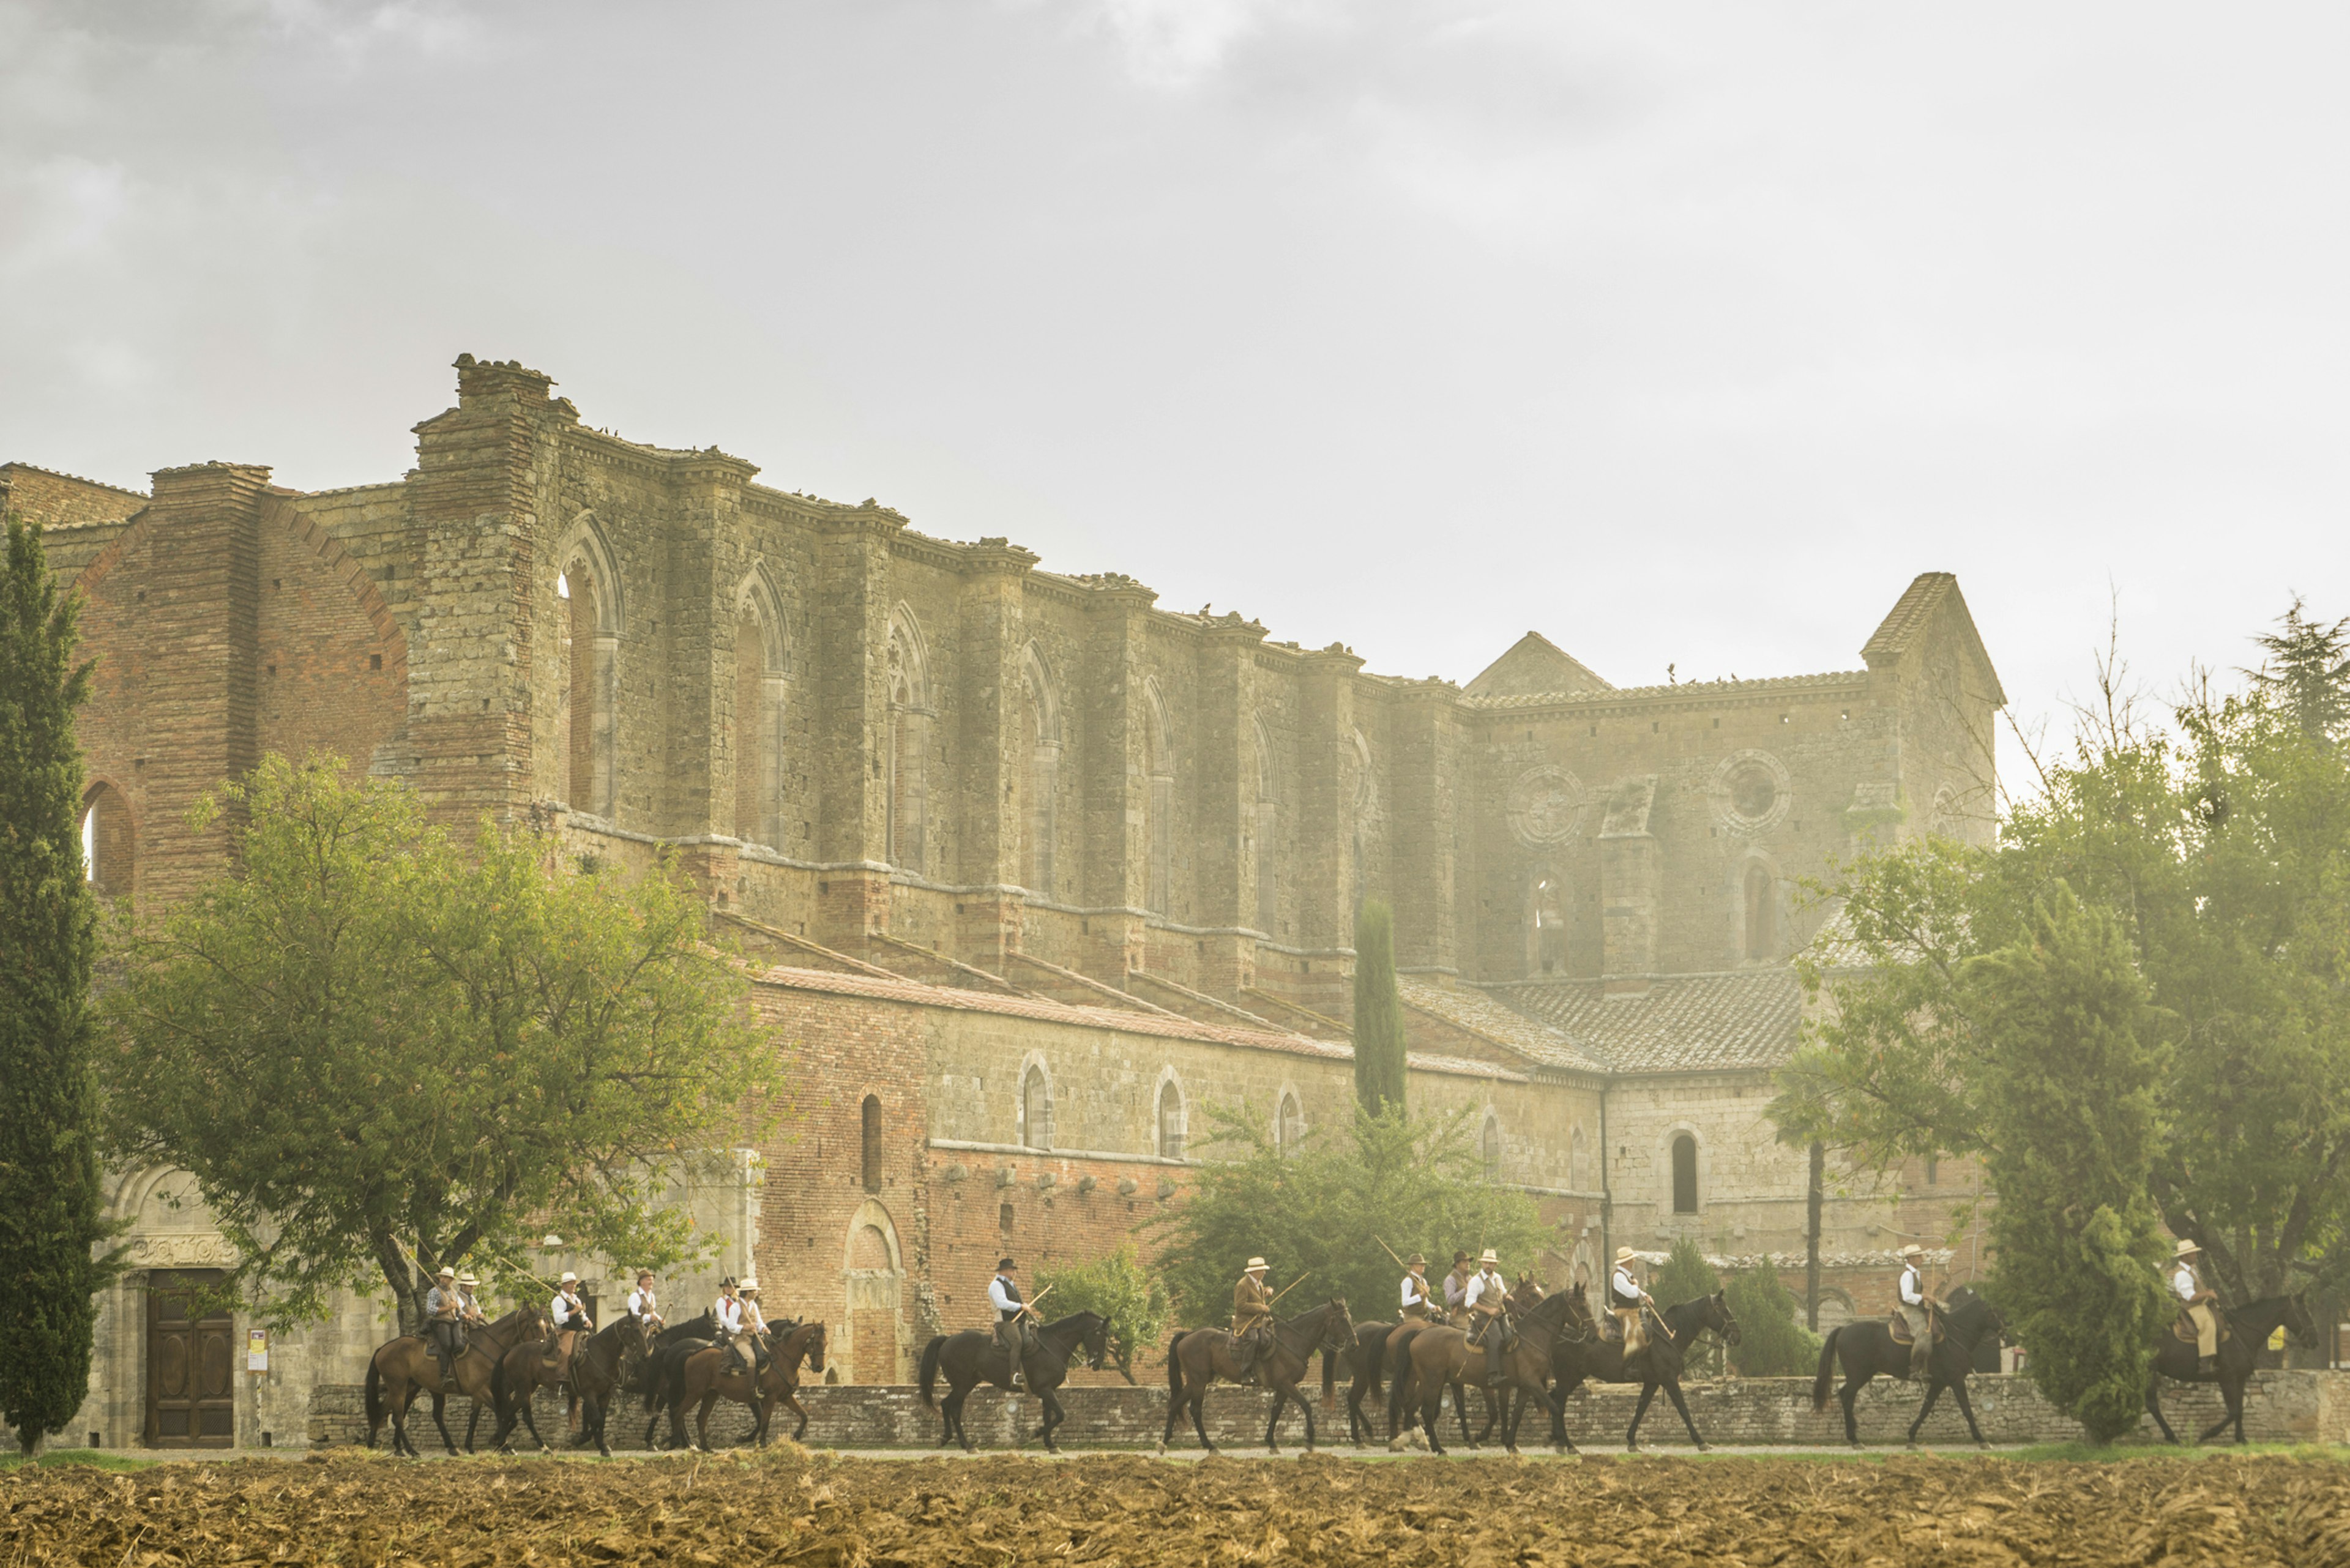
left=102, top=754, right=780, bottom=1332
left=1149, top=1103, right=1553, bottom=1329
left=1722, top=1258, right=1822, bottom=1378
left=1649, top=1238, right=1724, bottom=1376
left=1774, top=607, right=2350, bottom=1305
left=1032, top=1244, right=1169, bottom=1384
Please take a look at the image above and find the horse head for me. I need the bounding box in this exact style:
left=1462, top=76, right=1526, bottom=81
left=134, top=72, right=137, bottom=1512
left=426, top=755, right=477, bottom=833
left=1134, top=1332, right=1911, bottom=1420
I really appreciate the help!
left=1318, top=1298, right=1356, bottom=1354
left=1080, top=1312, right=1113, bottom=1371
left=799, top=1320, right=829, bottom=1377
left=2280, top=1292, right=2322, bottom=1350
left=1706, top=1290, right=1742, bottom=1348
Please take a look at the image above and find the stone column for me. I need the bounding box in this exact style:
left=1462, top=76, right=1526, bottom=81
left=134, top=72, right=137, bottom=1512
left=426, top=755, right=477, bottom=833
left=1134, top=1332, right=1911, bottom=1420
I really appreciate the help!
left=1075, top=575, right=1155, bottom=981
left=1190, top=614, right=1267, bottom=995
left=811, top=505, right=903, bottom=943
left=1598, top=774, right=1661, bottom=990
left=1294, top=644, right=1367, bottom=954
left=953, top=538, right=1037, bottom=971
left=663, top=449, right=761, bottom=905
left=1388, top=678, right=1463, bottom=976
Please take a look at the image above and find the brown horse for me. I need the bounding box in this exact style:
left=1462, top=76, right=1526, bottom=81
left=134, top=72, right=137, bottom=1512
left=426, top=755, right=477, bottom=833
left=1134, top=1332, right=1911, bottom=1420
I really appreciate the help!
left=1543, top=1288, right=1740, bottom=1451
left=1390, top=1288, right=1582, bottom=1455
left=1386, top=1276, right=1546, bottom=1450
left=364, top=1305, right=546, bottom=1458
left=1334, top=1320, right=1397, bottom=1445
left=1158, top=1299, right=1355, bottom=1455
left=916, top=1310, right=1113, bottom=1454
left=484, top=1320, right=601, bottom=1454
left=654, top=1320, right=829, bottom=1450
left=2145, top=1294, right=2320, bottom=1445
left=496, top=1311, right=645, bottom=1458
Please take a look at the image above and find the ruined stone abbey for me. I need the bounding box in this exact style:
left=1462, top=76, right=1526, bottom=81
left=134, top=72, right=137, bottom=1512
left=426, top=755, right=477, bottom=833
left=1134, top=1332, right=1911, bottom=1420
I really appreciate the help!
left=4, top=355, right=2006, bottom=1448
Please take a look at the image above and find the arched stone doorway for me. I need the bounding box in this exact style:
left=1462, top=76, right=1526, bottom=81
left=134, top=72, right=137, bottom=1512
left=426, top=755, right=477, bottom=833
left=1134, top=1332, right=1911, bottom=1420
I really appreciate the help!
left=843, top=1198, right=905, bottom=1385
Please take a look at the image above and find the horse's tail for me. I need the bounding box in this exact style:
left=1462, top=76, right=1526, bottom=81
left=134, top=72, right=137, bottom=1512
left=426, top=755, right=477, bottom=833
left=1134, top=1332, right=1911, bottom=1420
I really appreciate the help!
left=1386, top=1327, right=1422, bottom=1427
left=641, top=1349, right=666, bottom=1415
left=917, top=1336, right=946, bottom=1410
left=489, top=1357, right=509, bottom=1422
left=1811, top=1327, right=1843, bottom=1413
left=1363, top=1331, right=1386, bottom=1399
left=363, top=1355, right=384, bottom=1443
left=1165, top=1331, right=1188, bottom=1402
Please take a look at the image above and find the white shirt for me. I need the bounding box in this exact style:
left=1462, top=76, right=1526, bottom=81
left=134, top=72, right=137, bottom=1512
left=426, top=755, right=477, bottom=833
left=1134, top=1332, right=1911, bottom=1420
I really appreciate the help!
left=987, top=1275, right=1023, bottom=1316
left=551, top=1291, right=585, bottom=1327
left=741, top=1298, right=767, bottom=1334
left=627, top=1287, right=658, bottom=1318
left=1461, top=1269, right=1505, bottom=1312
left=1611, top=1268, right=1642, bottom=1306
left=714, top=1296, right=744, bottom=1334
left=2173, top=1265, right=2201, bottom=1304
left=1400, top=1273, right=1430, bottom=1312
left=1899, top=1266, right=1927, bottom=1307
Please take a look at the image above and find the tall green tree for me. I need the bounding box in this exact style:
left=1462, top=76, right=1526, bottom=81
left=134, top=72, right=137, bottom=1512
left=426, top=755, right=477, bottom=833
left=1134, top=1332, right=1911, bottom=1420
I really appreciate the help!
left=1032, top=1244, right=1171, bottom=1384
left=1351, top=898, right=1408, bottom=1116
left=1723, top=1259, right=1822, bottom=1378
left=1150, top=1103, right=1550, bottom=1324
left=2246, top=596, right=2350, bottom=741
left=1965, top=887, right=2171, bottom=1441
left=1649, top=1238, right=1725, bottom=1375
left=0, top=515, right=120, bottom=1455
left=103, top=754, right=780, bottom=1332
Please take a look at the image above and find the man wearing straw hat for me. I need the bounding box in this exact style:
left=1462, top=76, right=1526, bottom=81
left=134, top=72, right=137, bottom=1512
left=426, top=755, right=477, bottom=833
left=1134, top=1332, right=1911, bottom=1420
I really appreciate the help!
left=1608, top=1248, right=1654, bottom=1366
left=423, top=1266, right=464, bottom=1383
left=1463, top=1249, right=1513, bottom=1387
left=1230, top=1257, right=1276, bottom=1384
left=1895, top=1245, right=1942, bottom=1378
left=550, top=1271, right=594, bottom=1337
left=1398, top=1254, right=1434, bottom=1324
left=2171, top=1239, right=2221, bottom=1373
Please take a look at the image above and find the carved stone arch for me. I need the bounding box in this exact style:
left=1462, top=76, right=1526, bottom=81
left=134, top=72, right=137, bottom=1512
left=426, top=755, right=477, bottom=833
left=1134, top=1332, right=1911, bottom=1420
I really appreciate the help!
left=1015, top=1049, right=1056, bottom=1151
left=553, top=512, right=622, bottom=818
left=1272, top=1083, right=1307, bottom=1156
left=1252, top=716, right=1280, bottom=938
left=886, top=605, right=931, bottom=710
left=1152, top=1065, right=1189, bottom=1160
left=1020, top=641, right=1060, bottom=745
left=885, top=606, right=933, bottom=873
left=842, top=1197, right=906, bottom=1384
left=1018, top=642, right=1061, bottom=896
left=1351, top=726, right=1379, bottom=909
left=733, top=566, right=789, bottom=674
left=1143, top=679, right=1174, bottom=914
left=81, top=775, right=138, bottom=898
left=1660, top=1122, right=1707, bottom=1218
left=551, top=512, right=625, bottom=635
left=1479, top=1105, right=1504, bottom=1182
left=1737, top=847, right=1786, bottom=963
left=731, top=567, right=790, bottom=847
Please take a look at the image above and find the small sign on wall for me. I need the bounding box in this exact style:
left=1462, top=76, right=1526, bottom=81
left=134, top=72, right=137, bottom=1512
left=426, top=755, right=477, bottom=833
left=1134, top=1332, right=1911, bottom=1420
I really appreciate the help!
left=246, top=1329, right=269, bottom=1373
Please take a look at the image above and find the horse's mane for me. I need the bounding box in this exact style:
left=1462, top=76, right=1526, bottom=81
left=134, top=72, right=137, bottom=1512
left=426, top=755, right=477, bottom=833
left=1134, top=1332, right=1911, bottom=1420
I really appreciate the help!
left=485, top=1305, right=541, bottom=1332
left=653, top=1310, right=715, bottom=1348
left=1042, top=1309, right=1104, bottom=1336
left=1277, top=1297, right=1346, bottom=1326
left=1661, top=1292, right=1722, bottom=1326
left=1520, top=1288, right=1578, bottom=1330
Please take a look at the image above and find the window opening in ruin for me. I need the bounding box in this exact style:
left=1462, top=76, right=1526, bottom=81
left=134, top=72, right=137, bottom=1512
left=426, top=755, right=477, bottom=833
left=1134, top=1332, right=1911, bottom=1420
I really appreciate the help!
left=1020, top=1064, right=1052, bottom=1151
left=1276, top=1092, right=1305, bottom=1157
left=560, top=559, right=615, bottom=816
left=860, top=1094, right=883, bottom=1193
left=1481, top=1116, right=1502, bottom=1182
left=1925, top=1155, right=1939, bottom=1187
left=1743, top=862, right=1776, bottom=961
left=1529, top=866, right=1567, bottom=974
left=1729, top=762, right=1777, bottom=819
left=1671, top=1133, right=1699, bottom=1214
left=998, top=1203, right=1014, bottom=1233
left=81, top=784, right=134, bottom=898
left=1156, top=1078, right=1185, bottom=1161
left=556, top=572, right=569, bottom=599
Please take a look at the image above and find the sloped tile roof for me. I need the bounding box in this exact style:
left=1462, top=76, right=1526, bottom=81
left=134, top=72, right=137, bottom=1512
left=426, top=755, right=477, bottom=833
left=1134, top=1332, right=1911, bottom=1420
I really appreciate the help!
left=1482, top=969, right=1805, bottom=1073
left=1860, top=571, right=1959, bottom=663
left=755, top=964, right=1526, bottom=1082
left=1398, top=977, right=1610, bottom=1075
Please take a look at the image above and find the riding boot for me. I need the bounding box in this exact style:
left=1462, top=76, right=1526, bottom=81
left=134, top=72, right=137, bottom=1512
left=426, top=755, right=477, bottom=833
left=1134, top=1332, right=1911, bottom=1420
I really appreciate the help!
left=1909, top=1344, right=1930, bottom=1381
left=1484, top=1332, right=1507, bottom=1389
left=2199, top=1355, right=2218, bottom=1375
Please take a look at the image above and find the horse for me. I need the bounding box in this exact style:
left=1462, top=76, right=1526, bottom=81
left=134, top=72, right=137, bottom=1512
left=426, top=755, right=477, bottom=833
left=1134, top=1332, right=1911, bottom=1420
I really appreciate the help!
left=1387, top=1277, right=1548, bottom=1451
left=364, top=1305, right=546, bottom=1458
left=916, top=1310, right=1113, bottom=1454
left=653, top=1319, right=829, bottom=1450
left=1390, top=1289, right=1583, bottom=1455
left=1159, top=1299, right=1356, bottom=1455
left=510, top=1312, right=644, bottom=1458
left=1332, top=1320, right=1397, bottom=1446
left=2146, top=1293, right=2321, bottom=1445
left=1543, top=1289, right=1740, bottom=1452
left=1810, top=1285, right=2007, bottom=1447
left=638, top=1312, right=723, bottom=1450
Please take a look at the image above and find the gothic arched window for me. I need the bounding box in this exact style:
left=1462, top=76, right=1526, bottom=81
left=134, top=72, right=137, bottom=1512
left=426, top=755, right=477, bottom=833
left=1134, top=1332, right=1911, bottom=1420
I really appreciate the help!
left=1671, top=1133, right=1699, bottom=1214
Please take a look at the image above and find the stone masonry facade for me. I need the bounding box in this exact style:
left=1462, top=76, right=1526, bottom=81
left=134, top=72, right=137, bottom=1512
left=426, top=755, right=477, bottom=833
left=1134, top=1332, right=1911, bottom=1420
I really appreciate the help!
left=4, top=356, right=2007, bottom=1447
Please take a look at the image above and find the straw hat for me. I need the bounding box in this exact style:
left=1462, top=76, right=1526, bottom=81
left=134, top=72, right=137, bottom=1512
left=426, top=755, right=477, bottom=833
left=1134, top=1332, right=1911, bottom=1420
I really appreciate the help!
left=1614, top=1247, right=1638, bottom=1266
left=559, top=1271, right=579, bottom=1285
left=2174, top=1238, right=2203, bottom=1260
left=1900, top=1244, right=1925, bottom=1260
left=1479, top=1249, right=1500, bottom=1267
left=436, top=1266, right=456, bottom=1280
left=457, top=1274, right=479, bottom=1288
left=1245, top=1257, right=1269, bottom=1272
left=1405, top=1253, right=1426, bottom=1268
left=740, top=1277, right=760, bottom=1294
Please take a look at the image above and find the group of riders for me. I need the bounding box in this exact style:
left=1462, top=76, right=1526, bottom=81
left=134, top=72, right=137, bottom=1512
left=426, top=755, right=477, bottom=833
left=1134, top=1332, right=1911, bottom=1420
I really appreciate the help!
left=419, top=1263, right=779, bottom=1401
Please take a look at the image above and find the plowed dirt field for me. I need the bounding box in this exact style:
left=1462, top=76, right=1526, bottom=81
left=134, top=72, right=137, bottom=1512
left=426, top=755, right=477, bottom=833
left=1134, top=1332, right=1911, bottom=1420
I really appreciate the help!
left=5, top=1451, right=2344, bottom=1567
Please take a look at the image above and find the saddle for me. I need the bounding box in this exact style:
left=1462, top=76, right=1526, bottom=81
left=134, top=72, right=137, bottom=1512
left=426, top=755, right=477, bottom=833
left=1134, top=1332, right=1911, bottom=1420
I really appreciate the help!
left=2171, top=1310, right=2230, bottom=1346
left=1887, top=1311, right=1942, bottom=1348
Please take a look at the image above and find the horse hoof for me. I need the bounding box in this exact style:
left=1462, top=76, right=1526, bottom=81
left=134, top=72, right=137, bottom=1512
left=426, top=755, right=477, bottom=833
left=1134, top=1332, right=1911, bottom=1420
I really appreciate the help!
left=1695, top=1443, right=1710, bottom=1454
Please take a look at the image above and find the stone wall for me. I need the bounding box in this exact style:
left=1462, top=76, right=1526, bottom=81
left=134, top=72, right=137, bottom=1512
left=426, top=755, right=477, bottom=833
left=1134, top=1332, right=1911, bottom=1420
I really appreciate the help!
left=304, top=1370, right=2350, bottom=1452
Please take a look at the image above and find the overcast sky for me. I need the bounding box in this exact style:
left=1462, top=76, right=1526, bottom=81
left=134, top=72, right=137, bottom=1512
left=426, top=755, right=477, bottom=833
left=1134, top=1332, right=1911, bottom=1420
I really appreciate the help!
left=7, top=2, right=2347, bottom=751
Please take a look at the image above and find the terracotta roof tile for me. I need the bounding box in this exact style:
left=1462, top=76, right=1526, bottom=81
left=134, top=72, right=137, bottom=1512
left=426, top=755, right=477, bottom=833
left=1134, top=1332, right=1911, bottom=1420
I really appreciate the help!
left=1482, top=970, right=1804, bottom=1073
left=1398, top=977, right=1610, bottom=1075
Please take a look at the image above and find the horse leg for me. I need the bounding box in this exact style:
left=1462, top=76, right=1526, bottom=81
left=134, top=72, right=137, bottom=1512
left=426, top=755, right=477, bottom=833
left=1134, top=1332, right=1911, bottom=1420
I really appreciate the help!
left=1906, top=1377, right=1945, bottom=1447
left=464, top=1397, right=482, bottom=1454
left=1040, top=1389, right=1064, bottom=1455
left=788, top=1389, right=810, bottom=1444
left=1191, top=1389, right=1218, bottom=1455
left=695, top=1392, right=720, bottom=1452
left=1419, top=1388, right=1447, bottom=1456
left=1841, top=1368, right=1871, bottom=1447
left=1300, top=1381, right=1318, bottom=1454
left=2195, top=1367, right=2240, bottom=1444
left=1945, top=1376, right=1991, bottom=1449
left=1662, top=1378, right=1707, bottom=1452
left=2144, top=1377, right=2180, bottom=1444
left=430, top=1392, right=460, bottom=1457
left=1626, top=1383, right=1658, bottom=1451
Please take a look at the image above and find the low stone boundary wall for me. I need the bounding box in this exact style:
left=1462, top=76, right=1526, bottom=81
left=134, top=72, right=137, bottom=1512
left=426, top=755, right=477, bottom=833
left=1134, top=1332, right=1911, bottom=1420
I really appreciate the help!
left=308, top=1370, right=2350, bottom=1452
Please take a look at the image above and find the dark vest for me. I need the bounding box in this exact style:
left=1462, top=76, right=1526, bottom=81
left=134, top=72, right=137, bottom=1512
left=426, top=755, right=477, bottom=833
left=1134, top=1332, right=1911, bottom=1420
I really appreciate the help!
left=995, top=1275, right=1024, bottom=1322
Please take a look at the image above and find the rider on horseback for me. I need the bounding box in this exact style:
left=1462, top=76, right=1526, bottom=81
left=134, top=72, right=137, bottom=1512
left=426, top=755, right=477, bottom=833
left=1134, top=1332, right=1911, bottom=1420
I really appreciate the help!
left=1231, top=1258, right=1276, bottom=1384
left=425, top=1266, right=464, bottom=1384
left=627, top=1270, right=662, bottom=1329
left=989, top=1257, right=1040, bottom=1393
left=1464, top=1249, right=1513, bottom=1387
left=551, top=1271, right=594, bottom=1338
left=1897, top=1244, right=1942, bottom=1378
left=737, top=1278, right=771, bottom=1376
left=2172, top=1239, right=2220, bottom=1373
left=1609, top=1248, right=1654, bottom=1368
left=713, top=1277, right=750, bottom=1372
left=1399, top=1254, right=1433, bottom=1323
left=1443, top=1251, right=1474, bottom=1326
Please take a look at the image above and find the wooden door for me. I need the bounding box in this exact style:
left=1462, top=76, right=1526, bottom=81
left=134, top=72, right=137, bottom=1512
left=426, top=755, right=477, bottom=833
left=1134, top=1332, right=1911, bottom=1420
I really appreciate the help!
left=146, top=1269, right=235, bottom=1447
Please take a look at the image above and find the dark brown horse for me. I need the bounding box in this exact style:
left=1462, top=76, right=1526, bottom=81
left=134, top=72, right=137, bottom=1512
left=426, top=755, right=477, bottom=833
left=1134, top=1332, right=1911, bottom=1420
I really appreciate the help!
left=1810, top=1286, right=2006, bottom=1447
left=2146, top=1294, right=2319, bottom=1444
left=1543, top=1289, right=1740, bottom=1451
left=1333, top=1320, right=1397, bottom=1445
left=1158, top=1299, right=1355, bottom=1455
left=917, top=1310, right=1113, bottom=1453
left=479, top=1321, right=592, bottom=1454
left=653, top=1319, right=830, bottom=1450
left=364, top=1305, right=546, bottom=1458
left=1387, top=1277, right=1548, bottom=1450
left=1390, top=1289, right=1583, bottom=1455
left=488, top=1313, right=646, bottom=1457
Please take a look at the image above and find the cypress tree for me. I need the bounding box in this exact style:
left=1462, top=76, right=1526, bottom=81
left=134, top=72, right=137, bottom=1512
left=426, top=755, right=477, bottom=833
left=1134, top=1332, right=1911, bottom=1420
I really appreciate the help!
left=0, top=514, right=114, bottom=1455
left=1351, top=898, right=1408, bottom=1116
